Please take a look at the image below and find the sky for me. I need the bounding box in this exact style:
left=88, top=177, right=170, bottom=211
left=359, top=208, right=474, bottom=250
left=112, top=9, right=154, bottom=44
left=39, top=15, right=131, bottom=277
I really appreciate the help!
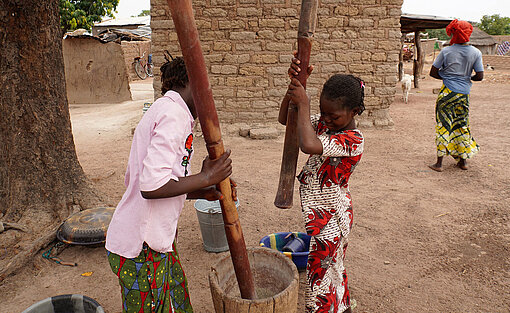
left=115, top=0, right=149, bottom=18
left=114, top=0, right=510, bottom=23
left=401, top=0, right=510, bottom=23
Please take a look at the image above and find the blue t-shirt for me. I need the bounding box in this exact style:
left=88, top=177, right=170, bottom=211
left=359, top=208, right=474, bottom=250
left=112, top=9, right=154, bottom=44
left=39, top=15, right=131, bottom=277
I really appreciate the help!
left=432, top=44, right=484, bottom=94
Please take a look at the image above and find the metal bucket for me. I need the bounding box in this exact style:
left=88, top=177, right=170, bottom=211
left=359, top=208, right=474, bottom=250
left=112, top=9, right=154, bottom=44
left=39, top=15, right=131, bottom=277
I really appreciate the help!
left=194, top=199, right=239, bottom=253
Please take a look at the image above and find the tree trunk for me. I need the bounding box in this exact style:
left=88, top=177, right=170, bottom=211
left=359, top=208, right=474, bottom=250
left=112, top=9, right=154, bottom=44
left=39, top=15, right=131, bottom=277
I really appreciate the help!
left=0, top=0, right=102, bottom=280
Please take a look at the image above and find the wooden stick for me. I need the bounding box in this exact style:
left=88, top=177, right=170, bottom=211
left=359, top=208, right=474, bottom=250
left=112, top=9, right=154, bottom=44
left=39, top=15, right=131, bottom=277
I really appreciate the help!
left=434, top=212, right=450, bottom=218
left=166, top=0, right=256, bottom=300
left=274, top=0, right=318, bottom=209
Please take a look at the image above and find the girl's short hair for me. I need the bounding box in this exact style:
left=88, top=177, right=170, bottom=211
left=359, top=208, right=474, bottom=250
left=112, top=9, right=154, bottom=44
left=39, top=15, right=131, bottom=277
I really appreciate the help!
left=160, top=55, right=188, bottom=95
left=321, top=74, right=365, bottom=115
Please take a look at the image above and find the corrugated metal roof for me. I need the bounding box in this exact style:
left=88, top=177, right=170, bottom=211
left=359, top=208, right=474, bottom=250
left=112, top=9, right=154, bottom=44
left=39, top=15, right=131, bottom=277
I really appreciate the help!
left=114, top=26, right=151, bottom=39
left=95, top=16, right=150, bottom=27
left=401, top=13, right=454, bottom=21
left=401, top=13, right=453, bottom=33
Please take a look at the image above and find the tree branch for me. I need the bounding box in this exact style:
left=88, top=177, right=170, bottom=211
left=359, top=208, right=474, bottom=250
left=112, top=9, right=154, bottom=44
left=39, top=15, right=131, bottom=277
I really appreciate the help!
left=0, top=225, right=58, bottom=283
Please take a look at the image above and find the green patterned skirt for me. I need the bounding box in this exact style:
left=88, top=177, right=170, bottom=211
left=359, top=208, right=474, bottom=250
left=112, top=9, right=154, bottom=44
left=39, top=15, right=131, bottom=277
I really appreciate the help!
left=107, top=242, right=193, bottom=313
left=435, top=85, right=479, bottom=160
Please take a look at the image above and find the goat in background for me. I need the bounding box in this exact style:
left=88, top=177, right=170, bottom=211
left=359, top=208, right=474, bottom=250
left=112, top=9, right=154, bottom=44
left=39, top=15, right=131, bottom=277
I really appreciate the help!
left=400, top=74, right=413, bottom=104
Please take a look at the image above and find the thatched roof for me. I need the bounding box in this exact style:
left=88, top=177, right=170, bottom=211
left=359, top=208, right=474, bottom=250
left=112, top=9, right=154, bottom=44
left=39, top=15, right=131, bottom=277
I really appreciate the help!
left=470, top=27, right=498, bottom=46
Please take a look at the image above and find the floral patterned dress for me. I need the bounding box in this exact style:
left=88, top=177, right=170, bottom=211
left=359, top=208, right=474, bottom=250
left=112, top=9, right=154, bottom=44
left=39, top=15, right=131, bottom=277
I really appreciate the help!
left=298, top=114, right=364, bottom=313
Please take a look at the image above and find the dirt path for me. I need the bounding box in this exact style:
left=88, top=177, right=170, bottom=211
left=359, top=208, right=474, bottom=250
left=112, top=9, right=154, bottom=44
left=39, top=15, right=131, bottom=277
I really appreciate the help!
left=1, top=68, right=509, bottom=312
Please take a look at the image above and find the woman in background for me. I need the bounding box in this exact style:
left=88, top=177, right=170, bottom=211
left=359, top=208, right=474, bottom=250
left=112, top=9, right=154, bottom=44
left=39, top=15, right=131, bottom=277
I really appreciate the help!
left=429, top=19, right=484, bottom=172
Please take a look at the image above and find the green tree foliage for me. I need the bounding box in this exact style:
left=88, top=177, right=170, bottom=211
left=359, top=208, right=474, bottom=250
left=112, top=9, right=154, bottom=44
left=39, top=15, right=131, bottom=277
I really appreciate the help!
left=59, top=0, right=119, bottom=33
left=426, top=28, right=449, bottom=40
left=476, top=14, right=510, bottom=35
left=138, top=10, right=150, bottom=17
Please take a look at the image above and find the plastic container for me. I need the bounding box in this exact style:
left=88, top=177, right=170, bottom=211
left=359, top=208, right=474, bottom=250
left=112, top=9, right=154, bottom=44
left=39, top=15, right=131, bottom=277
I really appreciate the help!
left=259, top=232, right=311, bottom=271
left=282, top=234, right=306, bottom=253
left=142, top=102, right=152, bottom=114
left=22, top=294, right=104, bottom=313
left=194, top=199, right=239, bottom=253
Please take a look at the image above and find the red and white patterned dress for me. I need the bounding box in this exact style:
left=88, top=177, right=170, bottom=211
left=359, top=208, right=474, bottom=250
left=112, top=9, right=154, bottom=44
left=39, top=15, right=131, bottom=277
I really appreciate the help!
left=298, top=114, right=363, bottom=313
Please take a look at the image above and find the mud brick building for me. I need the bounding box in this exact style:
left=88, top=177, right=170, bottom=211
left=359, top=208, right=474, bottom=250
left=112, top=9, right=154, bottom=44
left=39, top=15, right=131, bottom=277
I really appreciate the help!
left=150, top=0, right=403, bottom=128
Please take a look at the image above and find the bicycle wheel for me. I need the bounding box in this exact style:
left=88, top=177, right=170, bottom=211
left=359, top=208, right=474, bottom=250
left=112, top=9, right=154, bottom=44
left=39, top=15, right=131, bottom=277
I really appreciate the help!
left=133, top=61, right=147, bottom=80
left=147, top=63, right=153, bottom=77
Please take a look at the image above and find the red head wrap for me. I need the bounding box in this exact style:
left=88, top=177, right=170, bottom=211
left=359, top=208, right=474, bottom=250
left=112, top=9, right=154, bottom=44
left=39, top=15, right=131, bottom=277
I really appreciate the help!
left=446, top=19, right=473, bottom=45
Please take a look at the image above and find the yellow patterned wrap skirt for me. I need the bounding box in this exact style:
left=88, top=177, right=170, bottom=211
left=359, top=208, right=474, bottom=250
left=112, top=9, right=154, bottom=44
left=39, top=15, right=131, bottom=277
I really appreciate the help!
left=434, top=85, right=479, bottom=160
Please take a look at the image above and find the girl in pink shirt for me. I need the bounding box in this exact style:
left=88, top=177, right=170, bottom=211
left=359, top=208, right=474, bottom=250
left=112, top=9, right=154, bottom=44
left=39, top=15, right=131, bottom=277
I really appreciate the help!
left=106, top=56, right=233, bottom=313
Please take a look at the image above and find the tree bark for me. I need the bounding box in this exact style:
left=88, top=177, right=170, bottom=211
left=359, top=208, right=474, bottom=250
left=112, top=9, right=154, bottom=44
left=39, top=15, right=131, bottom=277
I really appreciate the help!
left=0, top=0, right=102, bottom=281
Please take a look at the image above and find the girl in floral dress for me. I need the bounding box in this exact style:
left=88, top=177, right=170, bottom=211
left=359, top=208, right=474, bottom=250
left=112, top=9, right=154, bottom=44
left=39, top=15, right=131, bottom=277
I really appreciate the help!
left=280, top=57, right=365, bottom=313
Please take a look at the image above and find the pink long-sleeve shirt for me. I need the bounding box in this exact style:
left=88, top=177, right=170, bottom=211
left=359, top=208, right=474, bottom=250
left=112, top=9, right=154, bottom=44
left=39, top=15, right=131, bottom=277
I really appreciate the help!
left=105, top=91, right=195, bottom=258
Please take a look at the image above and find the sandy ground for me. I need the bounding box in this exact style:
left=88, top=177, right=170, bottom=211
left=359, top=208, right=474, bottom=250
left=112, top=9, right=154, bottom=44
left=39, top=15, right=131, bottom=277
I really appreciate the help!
left=1, top=64, right=509, bottom=312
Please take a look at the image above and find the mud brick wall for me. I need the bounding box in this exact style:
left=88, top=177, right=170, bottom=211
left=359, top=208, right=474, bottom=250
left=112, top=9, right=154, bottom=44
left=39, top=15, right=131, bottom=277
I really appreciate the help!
left=483, top=55, right=510, bottom=70
left=151, top=0, right=403, bottom=128
left=63, top=37, right=132, bottom=104
left=493, top=35, right=510, bottom=44
left=121, top=41, right=152, bottom=81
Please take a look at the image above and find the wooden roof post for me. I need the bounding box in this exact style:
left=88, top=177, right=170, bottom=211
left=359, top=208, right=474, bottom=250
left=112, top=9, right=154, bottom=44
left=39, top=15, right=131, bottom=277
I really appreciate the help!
left=399, top=33, right=405, bottom=81
left=413, top=30, right=423, bottom=88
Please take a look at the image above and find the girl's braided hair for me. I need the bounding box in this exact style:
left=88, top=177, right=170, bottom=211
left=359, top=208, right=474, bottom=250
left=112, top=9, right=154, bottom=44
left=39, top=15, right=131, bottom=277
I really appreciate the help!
left=160, top=51, right=188, bottom=95
left=321, top=74, right=365, bottom=115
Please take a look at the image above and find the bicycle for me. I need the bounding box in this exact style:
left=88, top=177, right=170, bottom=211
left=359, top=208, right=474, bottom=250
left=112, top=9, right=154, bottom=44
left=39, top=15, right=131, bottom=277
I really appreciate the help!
left=133, top=51, right=153, bottom=80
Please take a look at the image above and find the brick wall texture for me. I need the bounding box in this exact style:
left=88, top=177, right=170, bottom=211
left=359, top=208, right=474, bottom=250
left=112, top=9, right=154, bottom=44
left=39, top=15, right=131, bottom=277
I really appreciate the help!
left=493, top=35, right=510, bottom=44
left=483, top=55, right=510, bottom=70
left=151, top=0, right=404, bottom=128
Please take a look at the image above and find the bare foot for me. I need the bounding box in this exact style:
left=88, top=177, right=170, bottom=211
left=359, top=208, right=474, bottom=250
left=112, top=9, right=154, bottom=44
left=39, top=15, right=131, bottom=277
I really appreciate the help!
left=428, top=164, right=443, bottom=172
